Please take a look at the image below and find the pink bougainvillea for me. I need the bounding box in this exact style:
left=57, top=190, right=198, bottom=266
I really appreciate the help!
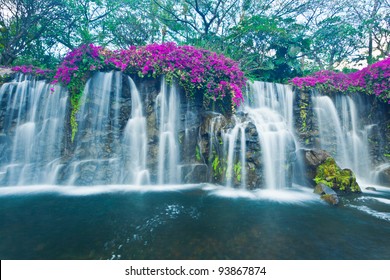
left=11, top=65, right=53, bottom=78
left=11, top=43, right=247, bottom=141
left=101, top=42, right=246, bottom=107
left=290, top=57, right=390, bottom=104
left=43, top=43, right=246, bottom=107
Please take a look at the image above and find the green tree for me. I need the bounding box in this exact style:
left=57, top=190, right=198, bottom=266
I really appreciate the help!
left=0, top=0, right=67, bottom=65
left=350, top=0, right=390, bottom=63
left=309, top=16, right=362, bottom=70
left=227, top=15, right=310, bottom=81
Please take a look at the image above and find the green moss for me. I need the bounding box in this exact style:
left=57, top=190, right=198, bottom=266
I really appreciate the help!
left=195, top=145, right=201, bottom=161
left=299, top=100, right=308, bottom=132
left=68, top=73, right=90, bottom=142
left=0, top=73, right=13, bottom=85
left=314, top=157, right=361, bottom=193
left=234, top=162, right=242, bottom=182
left=212, top=156, right=220, bottom=173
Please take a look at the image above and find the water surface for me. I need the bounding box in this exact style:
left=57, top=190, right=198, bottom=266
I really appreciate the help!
left=0, top=184, right=389, bottom=259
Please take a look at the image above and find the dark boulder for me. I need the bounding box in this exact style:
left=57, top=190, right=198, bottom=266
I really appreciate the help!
left=296, top=149, right=331, bottom=184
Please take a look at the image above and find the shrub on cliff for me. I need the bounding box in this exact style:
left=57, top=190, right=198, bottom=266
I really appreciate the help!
left=290, top=57, right=390, bottom=104
left=12, top=43, right=247, bottom=141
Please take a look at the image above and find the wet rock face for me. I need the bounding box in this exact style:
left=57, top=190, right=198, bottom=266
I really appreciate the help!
left=198, top=112, right=269, bottom=189
left=377, top=167, right=390, bottom=186
left=181, top=164, right=209, bottom=184
left=296, top=149, right=331, bottom=185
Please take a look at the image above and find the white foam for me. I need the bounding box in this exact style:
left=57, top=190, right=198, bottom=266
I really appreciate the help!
left=357, top=196, right=390, bottom=205
left=361, top=184, right=390, bottom=194
left=371, top=197, right=390, bottom=205
left=0, top=184, right=200, bottom=196
left=205, top=184, right=318, bottom=204
left=348, top=205, right=390, bottom=222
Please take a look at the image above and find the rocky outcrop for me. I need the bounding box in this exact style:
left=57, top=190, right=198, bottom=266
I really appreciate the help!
left=314, top=183, right=339, bottom=205
left=314, top=157, right=361, bottom=193
left=298, top=149, right=361, bottom=193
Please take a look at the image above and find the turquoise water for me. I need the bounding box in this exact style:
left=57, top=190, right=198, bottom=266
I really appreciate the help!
left=0, top=184, right=389, bottom=259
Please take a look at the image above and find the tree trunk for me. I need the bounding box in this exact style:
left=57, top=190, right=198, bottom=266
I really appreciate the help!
left=368, top=31, right=373, bottom=64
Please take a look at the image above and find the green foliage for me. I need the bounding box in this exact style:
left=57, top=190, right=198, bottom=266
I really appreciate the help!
left=212, top=156, right=220, bottom=173
left=310, top=16, right=362, bottom=70
left=211, top=154, right=227, bottom=181
left=53, top=45, right=100, bottom=141
left=2, top=0, right=389, bottom=84
left=314, top=157, right=361, bottom=193
left=234, top=162, right=242, bottom=182
left=0, top=72, right=13, bottom=85
left=195, top=145, right=201, bottom=161
left=226, top=15, right=309, bottom=82
left=0, top=0, right=68, bottom=65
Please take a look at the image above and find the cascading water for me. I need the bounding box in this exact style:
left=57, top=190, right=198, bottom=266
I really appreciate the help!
left=0, top=72, right=386, bottom=189
left=0, top=74, right=67, bottom=185
left=156, top=79, right=180, bottom=184
left=313, top=94, right=372, bottom=183
left=222, top=117, right=247, bottom=188
left=218, top=81, right=296, bottom=189
left=66, top=71, right=123, bottom=185
left=245, top=81, right=296, bottom=189
left=122, top=77, right=149, bottom=185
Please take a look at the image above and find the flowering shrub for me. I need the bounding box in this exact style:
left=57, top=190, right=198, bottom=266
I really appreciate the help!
left=51, top=44, right=105, bottom=141
left=53, top=43, right=246, bottom=106
left=102, top=43, right=245, bottom=106
left=11, top=43, right=246, bottom=141
left=290, top=57, right=390, bottom=104
left=11, top=65, right=53, bottom=79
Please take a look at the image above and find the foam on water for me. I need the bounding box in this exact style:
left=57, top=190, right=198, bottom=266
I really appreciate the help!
left=348, top=205, right=390, bottom=222
left=356, top=196, right=390, bottom=205
left=0, top=184, right=201, bottom=196
left=205, top=184, right=319, bottom=203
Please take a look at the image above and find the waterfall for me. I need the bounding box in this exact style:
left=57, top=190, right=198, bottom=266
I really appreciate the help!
left=122, top=77, right=149, bottom=185
left=222, top=117, right=247, bottom=188
left=245, top=81, right=296, bottom=189
left=156, top=78, right=180, bottom=184
left=0, top=72, right=386, bottom=189
left=66, top=71, right=123, bottom=185
left=313, top=94, right=372, bottom=183
left=219, top=81, right=296, bottom=189
left=0, top=74, right=67, bottom=185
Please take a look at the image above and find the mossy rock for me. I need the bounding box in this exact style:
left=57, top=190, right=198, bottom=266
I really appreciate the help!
left=314, top=157, right=361, bottom=193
